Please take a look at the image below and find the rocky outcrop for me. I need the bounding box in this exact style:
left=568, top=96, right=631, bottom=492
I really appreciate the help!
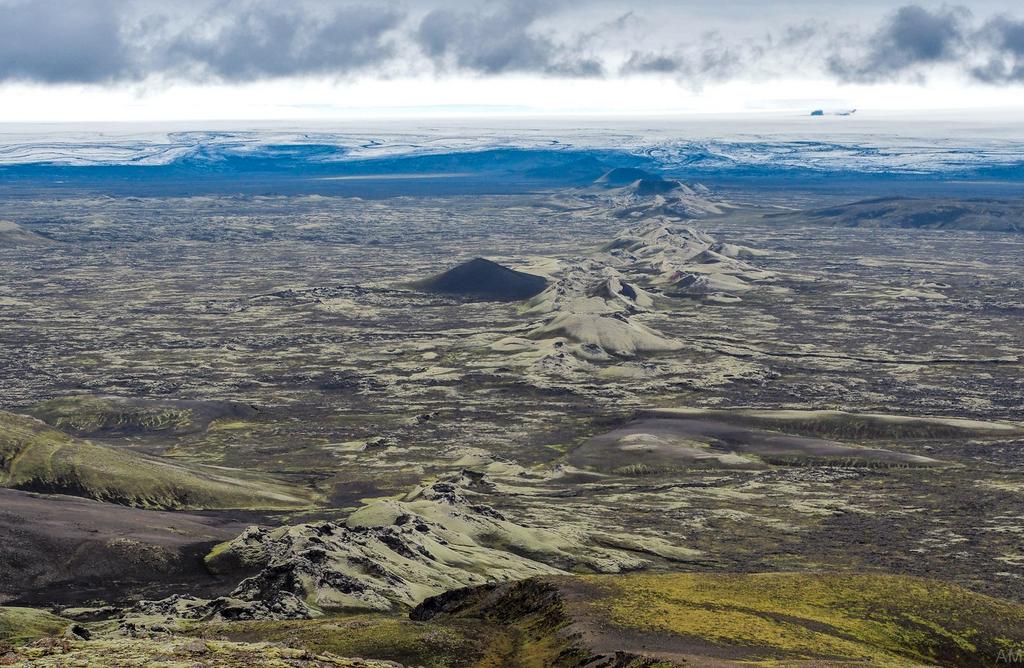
left=134, top=473, right=646, bottom=622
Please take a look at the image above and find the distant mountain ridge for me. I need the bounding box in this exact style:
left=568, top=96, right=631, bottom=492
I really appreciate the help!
left=770, top=196, right=1024, bottom=232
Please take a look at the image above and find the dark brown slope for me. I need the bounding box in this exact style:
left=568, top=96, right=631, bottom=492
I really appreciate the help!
left=0, top=488, right=249, bottom=606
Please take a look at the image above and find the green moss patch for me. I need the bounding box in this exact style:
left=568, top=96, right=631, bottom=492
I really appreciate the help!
left=197, top=615, right=494, bottom=668
left=2, top=636, right=397, bottom=667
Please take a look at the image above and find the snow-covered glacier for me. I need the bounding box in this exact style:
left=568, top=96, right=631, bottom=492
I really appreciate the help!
left=1, top=112, right=1022, bottom=178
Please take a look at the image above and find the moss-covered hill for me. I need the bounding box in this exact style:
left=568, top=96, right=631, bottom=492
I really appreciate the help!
left=584, top=572, right=1024, bottom=666
left=0, top=607, right=69, bottom=647
left=412, top=572, right=1024, bottom=667
left=0, top=410, right=311, bottom=510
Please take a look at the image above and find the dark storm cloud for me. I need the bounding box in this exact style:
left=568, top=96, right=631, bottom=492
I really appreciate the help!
left=158, top=3, right=402, bottom=81
left=0, top=0, right=130, bottom=82
left=415, top=3, right=603, bottom=77
left=0, top=0, right=402, bottom=84
left=0, top=1, right=1023, bottom=86
left=827, top=5, right=971, bottom=82
left=621, top=44, right=743, bottom=82
left=618, top=23, right=815, bottom=83
left=971, top=15, right=1024, bottom=82
left=621, top=52, right=685, bottom=75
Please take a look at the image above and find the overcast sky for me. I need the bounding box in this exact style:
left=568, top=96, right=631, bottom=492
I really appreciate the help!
left=2, top=0, right=1023, bottom=121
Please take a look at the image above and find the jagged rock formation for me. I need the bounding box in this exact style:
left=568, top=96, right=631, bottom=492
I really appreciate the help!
left=135, top=473, right=646, bottom=621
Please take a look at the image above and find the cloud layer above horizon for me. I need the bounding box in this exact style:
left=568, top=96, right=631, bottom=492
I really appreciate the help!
left=1, top=0, right=1022, bottom=88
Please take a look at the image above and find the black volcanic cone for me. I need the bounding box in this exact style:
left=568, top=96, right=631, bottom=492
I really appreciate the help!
left=415, top=258, right=548, bottom=301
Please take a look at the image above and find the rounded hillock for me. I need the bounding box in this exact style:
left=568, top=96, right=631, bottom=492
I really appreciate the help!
left=0, top=220, right=51, bottom=247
